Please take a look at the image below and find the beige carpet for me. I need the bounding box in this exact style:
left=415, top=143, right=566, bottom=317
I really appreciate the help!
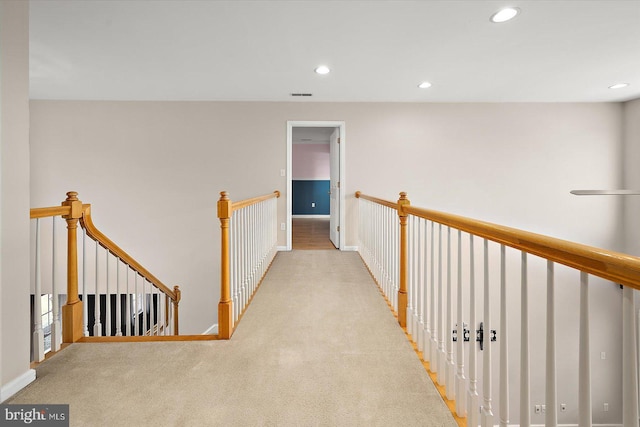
left=9, top=251, right=456, bottom=427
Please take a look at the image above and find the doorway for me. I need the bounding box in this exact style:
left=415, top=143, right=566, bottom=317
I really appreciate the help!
left=286, top=121, right=345, bottom=251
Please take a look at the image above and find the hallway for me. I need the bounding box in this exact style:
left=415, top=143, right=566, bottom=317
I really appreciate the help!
left=8, top=251, right=455, bottom=426
left=292, top=217, right=337, bottom=250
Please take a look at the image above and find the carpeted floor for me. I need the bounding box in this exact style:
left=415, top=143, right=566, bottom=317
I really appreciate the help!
left=8, top=251, right=456, bottom=427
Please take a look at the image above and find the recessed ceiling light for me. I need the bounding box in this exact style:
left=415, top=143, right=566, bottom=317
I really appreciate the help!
left=609, top=83, right=629, bottom=89
left=491, top=7, right=520, bottom=23
left=315, top=65, right=330, bottom=75
left=418, top=81, right=432, bottom=89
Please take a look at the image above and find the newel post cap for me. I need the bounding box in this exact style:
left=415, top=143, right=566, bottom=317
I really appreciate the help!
left=397, top=192, right=410, bottom=216
left=62, top=191, right=83, bottom=219
left=218, top=191, right=232, bottom=219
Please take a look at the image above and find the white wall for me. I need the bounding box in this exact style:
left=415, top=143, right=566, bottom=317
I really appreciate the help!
left=622, top=98, right=640, bottom=256
left=292, top=143, right=329, bottom=180
left=29, top=100, right=624, bottom=420
left=29, top=101, right=622, bottom=326
left=0, top=0, right=34, bottom=401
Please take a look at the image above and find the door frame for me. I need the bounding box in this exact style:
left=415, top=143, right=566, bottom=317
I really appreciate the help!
left=286, top=121, right=346, bottom=251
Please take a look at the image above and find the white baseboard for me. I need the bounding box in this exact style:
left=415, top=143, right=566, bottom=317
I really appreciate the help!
left=292, top=215, right=330, bottom=219
left=202, top=324, right=218, bottom=335
left=0, top=369, right=36, bottom=403
left=277, top=246, right=289, bottom=251
left=342, top=246, right=358, bottom=252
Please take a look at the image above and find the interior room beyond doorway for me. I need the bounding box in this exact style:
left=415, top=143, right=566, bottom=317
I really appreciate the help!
left=292, top=126, right=337, bottom=250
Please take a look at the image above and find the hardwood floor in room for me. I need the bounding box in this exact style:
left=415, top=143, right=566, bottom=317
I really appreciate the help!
left=292, top=218, right=337, bottom=250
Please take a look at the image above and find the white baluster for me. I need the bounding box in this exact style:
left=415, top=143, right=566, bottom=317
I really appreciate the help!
left=417, top=218, right=424, bottom=353
left=467, top=234, right=479, bottom=427
left=154, top=286, right=159, bottom=336
left=232, top=214, right=239, bottom=323
left=499, top=245, right=508, bottom=427
left=423, top=220, right=431, bottom=362
left=520, top=252, right=530, bottom=427
left=134, top=272, right=139, bottom=335
left=455, top=229, right=467, bottom=417
left=438, top=224, right=445, bottom=382
left=33, top=218, right=45, bottom=362
left=407, top=216, right=414, bottom=337
left=160, top=291, right=166, bottom=336
left=82, top=228, right=89, bottom=337
left=392, top=206, right=398, bottom=309
left=545, top=261, right=557, bottom=427
left=623, top=286, right=639, bottom=427
left=446, top=227, right=455, bottom=399
left=51, top=216, right=61, bottom=351
left=243, top=208, right=250, bottom=314
left=126, top=267, right=131, bottom=336
left=142, top=278, right=148, bottom=335
left=93, top=241, right=102, bottom=336
left=115, top=259, right=122, bottom=336
left=481, top=238, right=493, bottom=427
left=242, top=209, right=247, bottom=313
left=430, top=221, right=437, bottom=365
left=105, top=250, right=111, bottom=336
left=579, top=272, right=592, bottom=427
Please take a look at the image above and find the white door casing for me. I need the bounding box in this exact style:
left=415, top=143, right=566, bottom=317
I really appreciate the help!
left=329, top=128, right=340, bottom=248
left=286, top=121, right=346, bottom=251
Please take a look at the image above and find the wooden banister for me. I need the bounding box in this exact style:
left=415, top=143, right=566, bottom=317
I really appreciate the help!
left=80, top=204, right=179, bottom=300
left=31, top=191, right=181, bottom=341
left=356, top=191, right=640, bottom=291
left=356, top=191, right=410, bottom=327
left=218, top=190, right=281, bottom=339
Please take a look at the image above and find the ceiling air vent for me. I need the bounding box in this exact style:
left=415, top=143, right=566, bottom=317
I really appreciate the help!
left=290, top=93, right=313, bottom=97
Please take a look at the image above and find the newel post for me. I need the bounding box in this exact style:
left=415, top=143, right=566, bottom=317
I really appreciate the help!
left=61, top=191, right=84, bottom=343
left=397, top=192, right=410, bottom=328
left=172, top=285, right=181, bottom=335
left=218, top=191, right=233, bottom=339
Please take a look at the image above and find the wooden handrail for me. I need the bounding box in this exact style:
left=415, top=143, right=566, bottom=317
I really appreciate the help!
left=231, top=190, right=280, bottom=212
left=30, top=205, right=71, bottom=219
left=356, top=191, right=640, bottom=291
left=355, top=191, right=398, bottom=210
left=80, top=204, right=180, bottom=301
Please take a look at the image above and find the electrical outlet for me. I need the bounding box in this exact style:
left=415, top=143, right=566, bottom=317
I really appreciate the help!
left=280, top=223, right=285, bottom=231
left=604, top=403, right=609, bottom=412
left=601, top=351, right=606, bottom=360
left=311, top=202, right=315, bottom=208
left=535, top=405, right=541, bottom=414
left=561, top=403, right=567, bottom=412
left=541, top=405, right=546, bottom=413
left=280, top=169, right=285, bottom=177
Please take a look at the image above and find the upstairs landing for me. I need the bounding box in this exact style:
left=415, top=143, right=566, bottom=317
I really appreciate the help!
left=8, top=251, right=455, bottom=426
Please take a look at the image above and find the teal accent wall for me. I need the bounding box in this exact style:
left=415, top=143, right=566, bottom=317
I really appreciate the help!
left=292, top=180, right=330, bottom=215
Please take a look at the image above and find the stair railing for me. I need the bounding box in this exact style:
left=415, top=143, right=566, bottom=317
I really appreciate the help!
left=30, top=192, right=181, bottom=358
left=218, top=190, right=280, bottom=339
left=356, top=191, right=640, bottom=427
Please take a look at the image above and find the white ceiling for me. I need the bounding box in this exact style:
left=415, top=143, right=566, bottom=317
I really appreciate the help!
left=292, top=127, right=335, bottom=144
left=29, top=0, right=640, bottom=103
